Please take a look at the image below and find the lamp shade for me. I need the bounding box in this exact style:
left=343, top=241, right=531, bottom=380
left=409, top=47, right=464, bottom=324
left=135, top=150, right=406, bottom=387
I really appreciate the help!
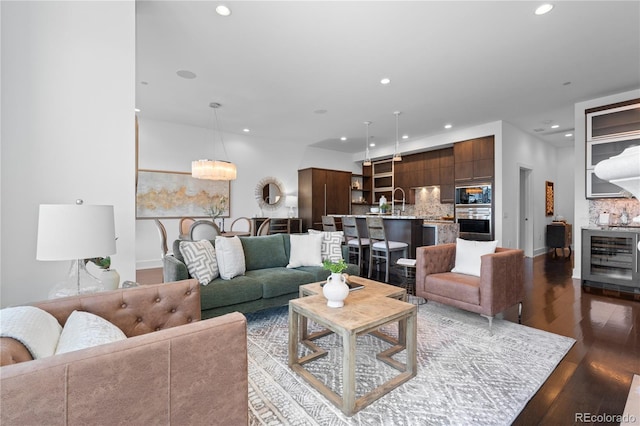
left=192, top=159, right=237, bottom=180
left=37, top=204, right=116, bottom=261
left=285, top=195, right=298, bottom=208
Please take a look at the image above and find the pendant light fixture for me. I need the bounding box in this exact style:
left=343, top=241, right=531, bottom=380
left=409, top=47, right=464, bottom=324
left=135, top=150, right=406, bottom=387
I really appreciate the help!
left=363, top=121, right=372, bottom=167
left=192, top=102, right=237, bottom=180
left=392, top=111, right=402, bottom=162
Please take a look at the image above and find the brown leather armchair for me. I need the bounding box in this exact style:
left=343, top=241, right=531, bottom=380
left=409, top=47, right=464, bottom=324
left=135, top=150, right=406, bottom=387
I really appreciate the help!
left=416, top=243, right=525, bottom=326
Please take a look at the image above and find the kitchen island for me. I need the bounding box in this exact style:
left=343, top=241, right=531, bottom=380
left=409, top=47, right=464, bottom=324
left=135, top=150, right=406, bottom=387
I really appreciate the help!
left=330, top=215, right=457, bottom=257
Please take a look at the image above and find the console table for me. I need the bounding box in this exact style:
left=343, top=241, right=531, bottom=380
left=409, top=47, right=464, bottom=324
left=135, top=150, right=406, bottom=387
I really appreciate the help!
left=251, top=217, right=302, bottom=235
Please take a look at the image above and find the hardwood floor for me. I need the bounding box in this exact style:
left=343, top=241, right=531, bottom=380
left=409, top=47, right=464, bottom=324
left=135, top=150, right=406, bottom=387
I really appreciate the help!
left=137, top=253, right=639, bottom=425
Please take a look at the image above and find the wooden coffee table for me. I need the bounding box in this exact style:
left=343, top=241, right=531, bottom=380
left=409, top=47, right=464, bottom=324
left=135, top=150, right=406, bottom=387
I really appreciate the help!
left=288, top=276, right=417, bottom=416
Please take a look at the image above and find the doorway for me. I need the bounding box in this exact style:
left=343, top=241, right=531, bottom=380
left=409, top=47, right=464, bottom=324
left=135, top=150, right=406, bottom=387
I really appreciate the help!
left=518, top=166, right=533, bottom=257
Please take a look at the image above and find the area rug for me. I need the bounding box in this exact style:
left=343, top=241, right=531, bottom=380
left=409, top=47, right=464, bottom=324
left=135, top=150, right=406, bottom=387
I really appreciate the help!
left=245, top=302, right=575, bottom=426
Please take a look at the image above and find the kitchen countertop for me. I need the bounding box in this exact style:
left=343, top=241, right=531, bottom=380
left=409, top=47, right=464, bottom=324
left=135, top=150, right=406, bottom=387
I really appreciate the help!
left=583, top=224, right=640, bottom=232
left=332, top=214, right=455, bottom=225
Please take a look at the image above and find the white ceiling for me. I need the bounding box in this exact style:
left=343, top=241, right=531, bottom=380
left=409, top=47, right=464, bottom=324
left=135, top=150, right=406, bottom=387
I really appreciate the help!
left=135, top=1, right=640, bottom=154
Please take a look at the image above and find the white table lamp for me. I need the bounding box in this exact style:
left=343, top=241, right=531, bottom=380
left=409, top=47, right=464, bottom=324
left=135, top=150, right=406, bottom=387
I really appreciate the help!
left=37, top=201, right=116, bottom=295
left=286, top=195, right=298, bottom=218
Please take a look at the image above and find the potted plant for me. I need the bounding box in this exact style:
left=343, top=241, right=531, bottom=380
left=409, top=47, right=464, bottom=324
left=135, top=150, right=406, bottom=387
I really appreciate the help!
left=380, top=203, right=389, bottom=214
left=322, top=259, right=349, bottom=308
left=85, top=256, right=120, bottom=291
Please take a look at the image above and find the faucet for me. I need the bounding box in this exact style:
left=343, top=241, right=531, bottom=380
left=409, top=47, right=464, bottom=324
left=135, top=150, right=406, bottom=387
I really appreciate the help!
left=391, top=187, right=406, bottom=215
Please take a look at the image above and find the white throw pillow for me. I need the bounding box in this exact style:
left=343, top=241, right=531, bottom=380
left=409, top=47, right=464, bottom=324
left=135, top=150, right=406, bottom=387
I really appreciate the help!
left=214, top=236, right=246, bottom=280
left=0, top=306, right=62, bottom=359
left=451, top=238, right=498, bottom=277
left=180, top=240, right=219, bottom=285
left=55, top=310, right=126, bottom=355
left=309, top=230, right=344, bottom=262
left=287, top=233, right=323, bottom=268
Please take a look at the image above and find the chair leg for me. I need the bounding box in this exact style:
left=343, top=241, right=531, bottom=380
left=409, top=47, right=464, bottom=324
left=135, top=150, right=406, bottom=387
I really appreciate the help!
left=481, top=314, right=493, bottom=329
left=368, top=250, right=373, bottom=279
left=518, top=302, right=523, bottom=324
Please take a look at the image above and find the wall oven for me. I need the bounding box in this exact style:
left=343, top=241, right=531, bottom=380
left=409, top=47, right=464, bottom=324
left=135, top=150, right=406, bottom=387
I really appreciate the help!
left=456, top=206, right=493, bottom=241
left=455, top=183, right=491, bottom=205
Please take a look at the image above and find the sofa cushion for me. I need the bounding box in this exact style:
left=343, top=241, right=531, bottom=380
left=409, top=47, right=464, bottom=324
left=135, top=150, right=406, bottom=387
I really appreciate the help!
left=426, top=272, right=481, bottom=305
left=451, top=238, right=498, bottom=277
left=287, top=233, right=323, bottom=268
left=215, top=236, right=246, bottom=280
left=240, top=234, right=288, bottom=270
left=179, top=240, right=219, bottom=285
left=246, top=268, right=316, bottom=299
left=0, top=306, right=62, bottom=359
left=308, top=230, right=344, bottom=262
left=55, top=310, right=127, bottom=355
left=200, top=275, right=263, bottom=310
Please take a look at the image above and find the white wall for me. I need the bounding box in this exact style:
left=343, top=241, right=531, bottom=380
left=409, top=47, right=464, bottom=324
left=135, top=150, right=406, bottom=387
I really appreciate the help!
left=1, top=1, right=136, bottom=307
left=572, top=88, right=640, bottom=279
left=136, top=117, right=361, bottom=269
left=501, top=122, right=561, bottom=256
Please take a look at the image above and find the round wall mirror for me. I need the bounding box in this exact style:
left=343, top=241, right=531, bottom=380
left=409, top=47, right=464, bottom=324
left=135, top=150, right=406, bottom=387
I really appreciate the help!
left=255, top=177, right=284, bottom=211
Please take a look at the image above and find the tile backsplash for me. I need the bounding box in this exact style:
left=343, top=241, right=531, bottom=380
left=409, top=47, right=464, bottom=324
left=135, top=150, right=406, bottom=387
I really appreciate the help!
left=351, top=186, right=454, bottom=218
left=589, top=198, right=640, bottom=225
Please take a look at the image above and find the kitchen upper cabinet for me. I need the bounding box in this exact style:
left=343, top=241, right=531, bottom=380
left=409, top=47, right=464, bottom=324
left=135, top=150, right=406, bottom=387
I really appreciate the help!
left=298, top=168, right=351, bottom=231
left=454, top=136, right=494, bottom=182
left=439, top=148, right=455, bottom=203
left=423, top=151, right=440, bottom=186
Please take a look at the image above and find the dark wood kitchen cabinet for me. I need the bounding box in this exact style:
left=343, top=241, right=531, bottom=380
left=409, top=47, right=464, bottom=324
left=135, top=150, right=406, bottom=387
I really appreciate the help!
left=454, top=136, right=494, bottom=182
left=298, top=168, right=351, bottom=231
left=439, top=147, right=455, bottom=203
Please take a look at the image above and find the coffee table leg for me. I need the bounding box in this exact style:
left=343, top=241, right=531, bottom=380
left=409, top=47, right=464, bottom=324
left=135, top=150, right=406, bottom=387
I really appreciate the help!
left=406, top=310, right=417, bottom=376
left=288, top=304, right=299, bottom=366
left=342, top=331, right=357, bottom=416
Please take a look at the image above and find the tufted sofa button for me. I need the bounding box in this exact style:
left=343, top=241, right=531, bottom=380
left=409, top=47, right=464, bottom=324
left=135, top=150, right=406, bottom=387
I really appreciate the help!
left=155, top=297, right=161, bottom=303
left=186, top=290, right=191, bottom=296
left=187, top=317, right=192, bottom=323
left=170, top=308, right=176, bottom=313
left=136, top=317, right=143, bottom=323
left=121, top=303, right=127, bottom=308
left=155, top=327, right=161, bottom=331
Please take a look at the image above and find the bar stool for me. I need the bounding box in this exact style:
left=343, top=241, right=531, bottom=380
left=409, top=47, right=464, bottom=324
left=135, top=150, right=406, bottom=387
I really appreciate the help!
left=342, top=216, right=369, bottom=275
left=322, top=215, right=338, bottom=231
left=366, top=216, right=408, bottom=283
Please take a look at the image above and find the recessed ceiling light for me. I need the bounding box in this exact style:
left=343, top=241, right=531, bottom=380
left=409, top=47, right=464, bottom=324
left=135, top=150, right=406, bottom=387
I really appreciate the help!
left=370, top=143, right=376, bottom=147
left=134, top=108, right=141, bottom=113
left=243, top=128, right=250, bottom=133
left=380, top=78, right=391, bottom=85
left=402, top=135, right=409, bottom=139
left=551, top=124, right=559, bottom=129
left=444, top=124, right=452, bottom=129
left=176, top=70, right=197, bottom=79
left=314, top=109, right=327, bottom=114
left=340, top=137, right=347, bottom=141
left=535, top=4, right=553, bottom=15
left=565, top=133, right=573, bottom=137
left=216, top=5, right=231, bottom=16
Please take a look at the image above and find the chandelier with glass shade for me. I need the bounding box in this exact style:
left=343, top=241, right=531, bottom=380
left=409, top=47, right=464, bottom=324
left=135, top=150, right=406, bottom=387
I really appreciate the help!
left=192, top=102, right=237, bottom=180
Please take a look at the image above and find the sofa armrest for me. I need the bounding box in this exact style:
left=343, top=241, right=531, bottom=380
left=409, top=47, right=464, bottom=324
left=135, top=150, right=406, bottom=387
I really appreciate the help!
left=1, top=312, right=248, bottom=426
left=164, top=254, right=190, bottom=283
left=479, top=248, right=525, bottom=314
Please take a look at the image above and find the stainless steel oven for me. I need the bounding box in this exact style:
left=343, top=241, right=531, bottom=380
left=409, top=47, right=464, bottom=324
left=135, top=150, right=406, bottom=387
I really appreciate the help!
left=455, top=206, right=493, bottom=241
left=455, top=184, right=491, bottom=205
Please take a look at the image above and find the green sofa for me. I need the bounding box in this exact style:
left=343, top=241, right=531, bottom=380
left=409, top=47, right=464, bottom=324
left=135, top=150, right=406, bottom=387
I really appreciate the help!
left=163, top=233, right=359, bottom=319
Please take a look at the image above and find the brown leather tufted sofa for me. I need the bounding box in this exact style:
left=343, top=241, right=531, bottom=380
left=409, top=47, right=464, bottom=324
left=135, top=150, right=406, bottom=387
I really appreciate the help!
left=416, top=243, right=525, bottom=326
left=0, top=279, right=248, bottom=425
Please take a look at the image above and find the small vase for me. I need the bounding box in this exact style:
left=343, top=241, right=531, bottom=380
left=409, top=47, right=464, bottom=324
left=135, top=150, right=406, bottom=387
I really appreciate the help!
left=323, top=272, right=349, bottom=308
left=99, top=269, right=120, bottom=291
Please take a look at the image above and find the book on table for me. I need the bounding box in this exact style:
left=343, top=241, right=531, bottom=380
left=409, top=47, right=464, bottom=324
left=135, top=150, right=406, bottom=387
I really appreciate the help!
left=321, top=279, right=364, bottom=291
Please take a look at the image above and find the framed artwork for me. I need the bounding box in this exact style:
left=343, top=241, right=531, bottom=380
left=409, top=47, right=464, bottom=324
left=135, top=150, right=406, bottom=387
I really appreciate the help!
left=136, top=169, right=230, bottom=219
left=545, top=181, right=554, bottom=216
